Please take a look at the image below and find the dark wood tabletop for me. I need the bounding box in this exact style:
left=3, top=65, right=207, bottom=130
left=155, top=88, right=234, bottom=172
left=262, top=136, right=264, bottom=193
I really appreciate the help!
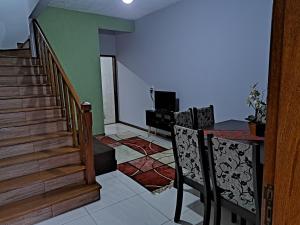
left=205, top=119, right=265, bottom=143
left=207, top=119, right=265, bottom=164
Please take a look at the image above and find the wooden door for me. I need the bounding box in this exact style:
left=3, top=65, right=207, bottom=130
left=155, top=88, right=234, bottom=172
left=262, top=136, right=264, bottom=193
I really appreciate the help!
left=262, top=0, right=300, bottom=224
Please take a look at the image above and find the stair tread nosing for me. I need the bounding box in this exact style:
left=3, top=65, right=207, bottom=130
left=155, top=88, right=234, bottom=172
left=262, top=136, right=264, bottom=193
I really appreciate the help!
left=0, top=165, right=85, bottom=194
left=0, top=131, right=72, bottom=148
left=0, top=83, right=49, bottom=88
left=0, top=94, right=55, bottom=100
left=0, top=183, right=101, bottom=223
left=0, top=147, right=80, bottom=169
left=0, top=105, right=61, bottom=114
left=0, top=117, right=65, bottom=129
left=0, top=73, right=46, bottom=76
left=0, top=63, right=42, bottom=68
left=0, top=74, right=46, bottom=77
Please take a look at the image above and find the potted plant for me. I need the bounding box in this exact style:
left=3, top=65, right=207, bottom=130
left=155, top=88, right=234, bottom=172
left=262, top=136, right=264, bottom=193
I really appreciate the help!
left=246, top=83, right=267, bottom=137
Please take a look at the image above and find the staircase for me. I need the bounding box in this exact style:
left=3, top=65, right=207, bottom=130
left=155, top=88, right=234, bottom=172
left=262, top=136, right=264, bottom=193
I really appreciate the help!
left=0, top=21, right=100, bottom=225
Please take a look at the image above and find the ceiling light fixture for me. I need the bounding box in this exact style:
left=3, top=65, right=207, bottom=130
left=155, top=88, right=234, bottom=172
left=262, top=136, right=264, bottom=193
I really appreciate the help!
left=122, top=0, right=134, bottom=4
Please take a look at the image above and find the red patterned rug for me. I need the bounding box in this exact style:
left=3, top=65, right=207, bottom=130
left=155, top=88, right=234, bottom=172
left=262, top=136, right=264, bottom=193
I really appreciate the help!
left=96, top=129, right=260, bottom=193
left=96, top=134, right=175, bottom=193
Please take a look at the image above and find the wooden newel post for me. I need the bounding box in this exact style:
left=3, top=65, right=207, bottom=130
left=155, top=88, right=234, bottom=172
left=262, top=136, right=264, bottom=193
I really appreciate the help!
left=81, top=102, right=96, bottom=184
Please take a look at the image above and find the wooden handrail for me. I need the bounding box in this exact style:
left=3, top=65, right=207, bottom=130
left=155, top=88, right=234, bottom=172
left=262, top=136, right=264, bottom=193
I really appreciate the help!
left=32, top=19, right=96, bottom=185
left=32, top=20, right=81, bottom=109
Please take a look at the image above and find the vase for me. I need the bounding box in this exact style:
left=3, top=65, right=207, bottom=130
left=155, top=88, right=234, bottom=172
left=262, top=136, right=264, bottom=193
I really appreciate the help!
left=248, top=122, right=257, bottom=136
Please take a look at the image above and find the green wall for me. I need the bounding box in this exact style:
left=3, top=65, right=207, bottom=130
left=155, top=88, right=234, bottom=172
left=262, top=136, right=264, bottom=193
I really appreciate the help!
left=38, top=7, right=134, bottom=134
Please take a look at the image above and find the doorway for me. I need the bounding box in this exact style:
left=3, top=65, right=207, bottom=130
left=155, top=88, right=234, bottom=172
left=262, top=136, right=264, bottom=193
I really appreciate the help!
left=100, top=55, right=119, bottom=125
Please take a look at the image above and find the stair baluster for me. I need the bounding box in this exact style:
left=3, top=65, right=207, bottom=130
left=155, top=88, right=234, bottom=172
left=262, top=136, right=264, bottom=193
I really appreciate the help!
left=33, top=19, right=96, bottom=186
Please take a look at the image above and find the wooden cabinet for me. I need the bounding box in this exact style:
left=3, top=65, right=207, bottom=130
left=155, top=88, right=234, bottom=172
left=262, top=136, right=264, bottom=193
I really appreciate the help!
left=146, top=110, right=173, bottom=132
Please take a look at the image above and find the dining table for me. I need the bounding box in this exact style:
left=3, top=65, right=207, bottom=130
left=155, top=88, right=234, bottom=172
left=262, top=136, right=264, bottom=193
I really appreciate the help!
left=204, top=119, right=265, bottom=164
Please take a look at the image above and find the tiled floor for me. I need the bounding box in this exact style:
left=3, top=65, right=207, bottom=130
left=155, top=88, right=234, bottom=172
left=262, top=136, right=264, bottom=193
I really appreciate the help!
left=37, top=123, right=242, bottom=225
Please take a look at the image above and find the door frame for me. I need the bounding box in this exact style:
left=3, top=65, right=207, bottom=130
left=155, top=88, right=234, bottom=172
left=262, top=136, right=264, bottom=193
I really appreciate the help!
left=100, top=55, right=120, bottom=124
left=261, top=0, right=300, bottom=224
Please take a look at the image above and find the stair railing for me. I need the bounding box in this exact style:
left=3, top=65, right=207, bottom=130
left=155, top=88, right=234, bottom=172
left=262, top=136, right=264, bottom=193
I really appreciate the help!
left=32, top=20, right=96, bottom=184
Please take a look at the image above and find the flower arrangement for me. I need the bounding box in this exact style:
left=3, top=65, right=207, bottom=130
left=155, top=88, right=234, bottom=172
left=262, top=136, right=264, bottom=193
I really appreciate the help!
left=246, top=83, right=267, bottom=124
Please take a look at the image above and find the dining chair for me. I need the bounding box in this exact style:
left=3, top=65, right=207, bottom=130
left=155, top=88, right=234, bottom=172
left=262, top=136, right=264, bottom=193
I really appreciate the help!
left=170, top=124, right=211, bottom=225
left=192, top=105, right=215, bottom=129
left=173, top=109, right=194, bottom=129
left=207, top=135, right=261, bottom=225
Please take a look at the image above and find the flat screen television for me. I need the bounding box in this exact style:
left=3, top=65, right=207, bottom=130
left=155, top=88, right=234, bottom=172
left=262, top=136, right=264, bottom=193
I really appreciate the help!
left=155, top=91, right=176, bottom=112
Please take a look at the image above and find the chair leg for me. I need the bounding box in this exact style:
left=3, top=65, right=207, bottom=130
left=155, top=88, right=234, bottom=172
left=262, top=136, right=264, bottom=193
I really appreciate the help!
left=173, top=173, right=178, bottom=189
left=231, top=213, right=237, bottom=223
left=174, top=181, right=183, bottom=222
left=202, top=193, right=211, bottom=225
left=240, top=217, right=246, bottom=225
left=213, top=199, right=221, bottom=225
left=200, top=193, right=204, bottom=203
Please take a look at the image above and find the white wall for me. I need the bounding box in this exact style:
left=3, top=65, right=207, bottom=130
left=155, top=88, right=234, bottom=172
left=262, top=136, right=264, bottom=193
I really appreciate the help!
left=117, top=61, right=152, bottom=128
left=116, top=0, right=273, bottom=128
left=0, top=0, right=39, bottom=49
left=101, top=57, right=116, bottom=125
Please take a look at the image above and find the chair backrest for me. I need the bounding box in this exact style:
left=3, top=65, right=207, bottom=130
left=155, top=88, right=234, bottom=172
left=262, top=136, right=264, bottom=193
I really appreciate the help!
left=173, top=109, right=193, bottom=129
left=171, top=125, right=205, bottom=184
left=193, top=105, right=215, bottom=129
left=207, top=136, right=260, bottom=214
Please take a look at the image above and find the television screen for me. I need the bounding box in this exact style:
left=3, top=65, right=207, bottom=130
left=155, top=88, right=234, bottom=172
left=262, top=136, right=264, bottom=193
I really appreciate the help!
left=155, top=91, right=176, bottom=111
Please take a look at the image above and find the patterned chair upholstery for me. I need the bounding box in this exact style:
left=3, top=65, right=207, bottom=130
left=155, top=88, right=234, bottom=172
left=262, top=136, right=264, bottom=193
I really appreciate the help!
left=209, top=137, right=258, bottom=214
left=171, top=124, right=211, bottom=224
left=173, top=110, right=193, bottom=129
left=173, top=125, right=203, bottom=184
left=193, top=105, right=215, bottom=129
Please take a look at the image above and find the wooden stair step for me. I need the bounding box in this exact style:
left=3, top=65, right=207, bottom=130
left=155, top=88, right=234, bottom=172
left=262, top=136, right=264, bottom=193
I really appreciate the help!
left=0, top=66, right=44, bottom=76
left=0, top=117, right=65, bottom=129
left=0, top=105, right=61, bottom=114
left=0, top=147, right=80, bottom=169
left=0, top=118, right=67, bottom=141
left=0, top=74, right=47, bottom=85
left=0, top=107, right=62, bottom=127
left=0, top=147, right=81, bottom=181
left=0, top=183, right=100, bottom=225
left=0, top=83, right=49, bottom=87
left=0, top=94, right=54, bottom=100
left=0, top=57, right=40, bottom=66
left=0, top=95, right=56, bottom=109
left=0, top=49, right=32, bottom=58
left=0, top=165, right=85, bottom=206
left=0, top=131, right=72, bottom=160
left=0, top=85, right=51, bottom=97
left=0, top=131, right=71, bottom=148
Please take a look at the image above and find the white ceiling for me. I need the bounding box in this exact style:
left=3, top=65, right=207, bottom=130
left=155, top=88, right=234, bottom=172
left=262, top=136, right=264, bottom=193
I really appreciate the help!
left=48, top=0, right=182, bottom=20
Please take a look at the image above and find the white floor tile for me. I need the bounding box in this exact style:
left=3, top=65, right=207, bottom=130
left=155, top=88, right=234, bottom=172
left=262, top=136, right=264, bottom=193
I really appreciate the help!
left=64, top=216, right=97, bottom=225
left=96, top=171, right=115, bottom=183
left=140, top=187, right=201, bottom=220
left=115, top=145, right=144, bottom=164
left=162, top=208, right=203, bottom=225
left=169, top=162, right=176, bottom=169
left=91, top=195, right=169, bottom=225
left=151, top=150, right=174, bottom=165
left=85, top=178, right=137, bottom=213
left=140, top=135, right=173, bottom=150
left=109, top=131, right=138, bottom=141
left=35, top=208, right=88, bottom=225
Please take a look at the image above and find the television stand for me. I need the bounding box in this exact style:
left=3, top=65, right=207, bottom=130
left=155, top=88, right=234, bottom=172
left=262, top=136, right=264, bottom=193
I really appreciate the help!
left=146, top=110, right=174, bottom=133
